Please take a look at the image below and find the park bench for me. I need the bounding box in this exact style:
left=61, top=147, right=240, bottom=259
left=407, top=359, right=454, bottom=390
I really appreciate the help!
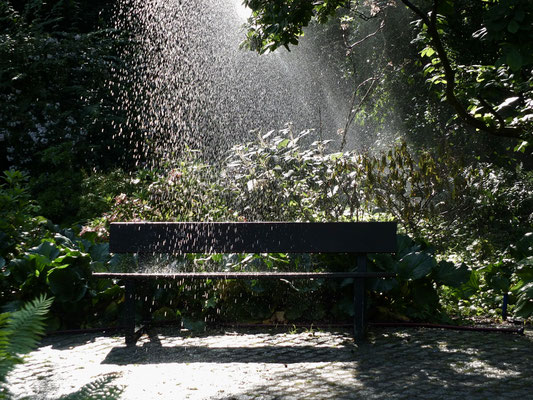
left=93, top=221, right=397, bottom=345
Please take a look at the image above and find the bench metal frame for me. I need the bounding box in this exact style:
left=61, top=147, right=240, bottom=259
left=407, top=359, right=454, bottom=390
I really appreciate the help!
left=94, top=222, right=397, bottom=345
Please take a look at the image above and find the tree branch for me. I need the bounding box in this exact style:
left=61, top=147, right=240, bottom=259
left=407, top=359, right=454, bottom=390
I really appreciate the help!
left=477, top=96, right=506, bottom=130
left=340, top=77, right=378, bottom=151
left=347, top=20, right=385, bottom=50
left=400, top=0, right=524, bottom=140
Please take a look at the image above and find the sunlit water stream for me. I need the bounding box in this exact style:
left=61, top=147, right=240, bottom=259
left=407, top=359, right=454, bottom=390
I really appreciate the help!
left=110, top=0, right=352, bottom=168
left=108, top=0, right=356, bottom=323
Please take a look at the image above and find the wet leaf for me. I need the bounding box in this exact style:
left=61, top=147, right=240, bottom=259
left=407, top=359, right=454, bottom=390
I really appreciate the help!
left=397, top=251, right=436, bottom=280
left=47, top=266, right=87, bottom=302
left=435, top=261, right=470, bottom=287
left=506, top=48, right=523, bottom=70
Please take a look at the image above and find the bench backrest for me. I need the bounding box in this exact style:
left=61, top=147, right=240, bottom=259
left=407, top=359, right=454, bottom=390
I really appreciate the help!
left=109, top=222, right=397, bottom=254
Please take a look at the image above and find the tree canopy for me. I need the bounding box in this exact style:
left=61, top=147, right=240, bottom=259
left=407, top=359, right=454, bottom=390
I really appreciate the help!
left=242, top=0, right=533, bottom=146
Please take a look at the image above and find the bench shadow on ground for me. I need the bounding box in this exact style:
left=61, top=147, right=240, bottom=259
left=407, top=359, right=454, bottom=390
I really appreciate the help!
left=43, top=327, right=125, bottom=350
left=101, top=327, right=533, bottom=398
left=102, top=328, right=356, bottom=365
left=43, top=333, right=99, bottom=350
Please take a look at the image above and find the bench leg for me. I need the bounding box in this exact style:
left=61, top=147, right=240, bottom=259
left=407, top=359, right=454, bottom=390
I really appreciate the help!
left=353, top=254, right=367, bottom=340
left=124, top=279, right=136, bottom=345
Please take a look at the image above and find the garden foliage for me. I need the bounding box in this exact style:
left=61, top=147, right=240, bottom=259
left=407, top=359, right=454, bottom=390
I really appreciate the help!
left=0, top=171, right=121, bottom=330
left=0, top=0, right=131, bottom=224
left=0, top=295, right=53, bottom=399
left=2, top=124, right=532, bottom=329
left=0, top=0, right=531, bottom=330
left=82, top=130, right=532, bottom=325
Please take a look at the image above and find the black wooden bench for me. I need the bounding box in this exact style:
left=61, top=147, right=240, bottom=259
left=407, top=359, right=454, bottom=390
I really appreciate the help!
left=93, top=221, right=397, bottom=345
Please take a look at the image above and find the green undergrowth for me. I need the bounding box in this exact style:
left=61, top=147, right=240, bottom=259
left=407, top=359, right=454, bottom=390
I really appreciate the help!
left=1, top=130, right=532, bottom=331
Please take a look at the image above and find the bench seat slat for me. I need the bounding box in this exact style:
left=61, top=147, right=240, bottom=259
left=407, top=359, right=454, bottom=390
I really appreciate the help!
left=92, top=271, right=395, bottom=279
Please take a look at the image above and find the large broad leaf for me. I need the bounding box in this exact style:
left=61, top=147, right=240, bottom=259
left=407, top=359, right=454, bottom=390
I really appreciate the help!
left=435, top=261, right=470, bottom=287
left=152, top=307, right=179, bottom=322
left=369, top=253, right=394, bottom=271
left=457, top=270, right=480, bottom=298
left=514, top=300, right=533, bottom=318
left=516, top=257, right=533, bottom=281
left=506, top=47, right=523, bottom=71
left=30, top=241, right=60, bottom=261
left=0, top=231, right=10, bottom=253
left=53, top=233, right=76, bottom=249
left=25, top=253, right=52, bottom=275
left=8, top=258, right=35, bottom=284
left=510, top=232, right=533, bottom=259
left=89, top=243, right=109, bottom=263
left=396, top=251, right=436, bottom=280
left=370, top=277, right=398, bottom=292
left=514, top=284, right=533, bottom=318
left=396, top=234, right=417, bottom=258
left=518, top=282, right=533, bottom=296
left=47, top=266, right=87, bottom=302
left=411, top=281, right=440, bottom=311
left=487, top=274, right=511, bottom=292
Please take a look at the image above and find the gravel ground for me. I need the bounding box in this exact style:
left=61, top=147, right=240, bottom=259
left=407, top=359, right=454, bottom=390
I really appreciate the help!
left=5, top=325, right=533, bottom=399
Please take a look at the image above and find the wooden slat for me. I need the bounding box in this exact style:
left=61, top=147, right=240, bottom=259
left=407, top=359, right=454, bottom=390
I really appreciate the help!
left=109, top=222, right=397, bottom=254
left=92, top=271, right=396, bottom=280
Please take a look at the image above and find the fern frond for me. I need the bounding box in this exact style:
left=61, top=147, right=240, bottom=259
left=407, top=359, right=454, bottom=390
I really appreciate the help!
left=0, top=295, right=53, bottom=384
left=0, top=312, right=21, bottom=384
left=59, top=373, right=123, bottom=400
left=5, top=295, right=54, bottom=356
left=0, top=313, right=11, bottom=351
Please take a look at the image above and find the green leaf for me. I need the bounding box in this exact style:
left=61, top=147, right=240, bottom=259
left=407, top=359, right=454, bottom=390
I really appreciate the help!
left=277, top=138, right=290, bottom=149
left=397, top=251, right=436, bottom=280
left=487, top=274, right=510, bottom=292
left=420, top=46, right=435, bottom=58
left=507, top=20, right=519, bottom=34
left=371, top=277, right=398, bottom=292
left=204, top=296, right=218, bottom=309
left=496, top=96, right=519, bottom=111
left=435, top=261, right=470, bottom=287
left=370, top=253, right=394, bottom=271
left=506, top=48, right=523, bottom=70
left=26, top=253, right=52, bottom=273
left=30, top=241, right=60, bottom=260
left=510, top=232, right=533, bottom=259
left=47, top=267, right=87, bottom=302
left=0, top=295, right=53, bottom=378
left=0, top=256, right=5, bottom=269
left=89, top=243, right=109, bottom=263
left=396, top=234, right=416, bottom=258
left=152, top=307, right=178, bottom=322
left=514, top=293, right=533, bottom=318
left=518, top=282, right=533, bottom=297
left=514, top=9, right=525, bottom=22
left=8, top=258, right=35, bottom=284
left=514, top=141, right=529, bottom=153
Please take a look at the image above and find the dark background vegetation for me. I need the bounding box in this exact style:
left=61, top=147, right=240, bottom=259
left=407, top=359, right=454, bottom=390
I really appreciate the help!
left=0, top=0, right=532, bottom=335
